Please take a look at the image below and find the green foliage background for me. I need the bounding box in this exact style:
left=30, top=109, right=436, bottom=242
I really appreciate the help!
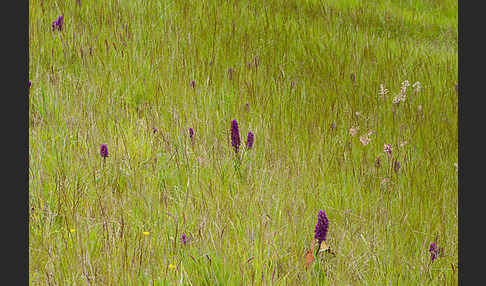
left=29, top=0, right=457, bottom=284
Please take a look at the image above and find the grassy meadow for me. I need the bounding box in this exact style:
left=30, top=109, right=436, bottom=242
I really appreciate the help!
left=29, top=0, right=458, bottom=284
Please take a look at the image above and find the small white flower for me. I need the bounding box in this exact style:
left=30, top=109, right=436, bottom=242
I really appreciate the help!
left=381, top=178, right=390, bottom=186
left=359, top=134, right=371, bottom=146
left=379, top=84, right=389, bottom=99
left=358, top=130, right=373, bottom=146
left=349, top=126, right=359, bottom=137
left=412, top=81, right=421, bottom=93
left=393, top=93, right=406, bottom=104
left=400, top=80, right=410, bottom=95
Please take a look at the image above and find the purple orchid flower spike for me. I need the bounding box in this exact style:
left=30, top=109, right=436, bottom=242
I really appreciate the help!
left=230, top=119, right=240, bottom=154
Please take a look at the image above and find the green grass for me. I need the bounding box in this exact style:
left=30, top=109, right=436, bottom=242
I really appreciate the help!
left=29, top=0, right=457, bottom=284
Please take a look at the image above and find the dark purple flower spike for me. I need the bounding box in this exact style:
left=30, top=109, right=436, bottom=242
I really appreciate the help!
left=393, top=160, right=400, bottom=173
left=181, top=233, right=190, bottom=245
left=57, top=15, right=64, bottom=31
left=52, top=15, right=64, bottom=32
left=189, top=128, right=194, bottom=142
left=246, top=131, right=254, bottom=149
left=230, top=119, right=240, bottom=154
left=314, top=210, right=329, bottom=256
left=314, top=210, right=329, bottom=244
left=429, top=242, right=443, bottom=262
left=100, top=144, right=109, bottom=159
